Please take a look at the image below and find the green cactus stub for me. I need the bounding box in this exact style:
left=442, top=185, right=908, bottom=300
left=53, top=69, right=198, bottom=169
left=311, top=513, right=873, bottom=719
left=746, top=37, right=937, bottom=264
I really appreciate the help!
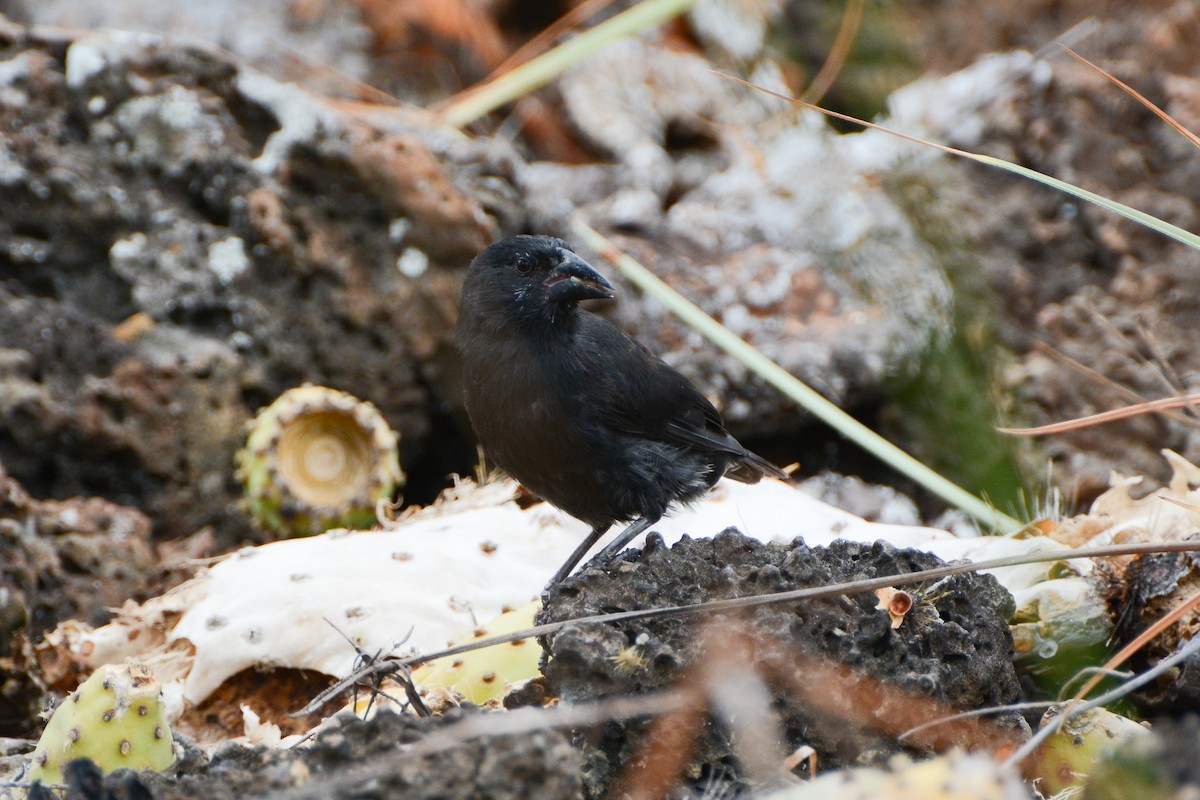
left=29, top=662, right=175, bottom=785
left=236, top=385, right=404, bottom=537
left=412, top=600, right=542, bottom=705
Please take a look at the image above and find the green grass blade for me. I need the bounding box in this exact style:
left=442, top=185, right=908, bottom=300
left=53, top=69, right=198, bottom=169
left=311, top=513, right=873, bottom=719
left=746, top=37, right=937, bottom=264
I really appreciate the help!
left=571, top=218, right=1024, bottom=533
left=715, top=72, right=1200, bottom=254
left=971, top=154, right=1200, bottom=251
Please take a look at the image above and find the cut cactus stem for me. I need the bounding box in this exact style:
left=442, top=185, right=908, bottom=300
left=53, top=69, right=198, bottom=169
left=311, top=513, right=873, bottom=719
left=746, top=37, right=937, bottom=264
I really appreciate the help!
left=236, top=384, right=404, bottom=536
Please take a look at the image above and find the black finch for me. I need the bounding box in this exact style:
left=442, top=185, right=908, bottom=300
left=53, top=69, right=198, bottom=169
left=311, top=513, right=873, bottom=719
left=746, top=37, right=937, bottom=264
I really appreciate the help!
left=457, top=235, right=787, bottom=584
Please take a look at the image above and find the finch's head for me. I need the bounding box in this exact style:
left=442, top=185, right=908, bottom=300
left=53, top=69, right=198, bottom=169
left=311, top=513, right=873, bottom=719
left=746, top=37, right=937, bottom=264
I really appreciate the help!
left=461, top=235, right=614, bottom=326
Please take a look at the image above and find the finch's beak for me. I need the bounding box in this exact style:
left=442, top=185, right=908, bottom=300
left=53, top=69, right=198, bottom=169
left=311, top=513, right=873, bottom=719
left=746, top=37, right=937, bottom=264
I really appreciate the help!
left=545, top=250, right=614, bottom=304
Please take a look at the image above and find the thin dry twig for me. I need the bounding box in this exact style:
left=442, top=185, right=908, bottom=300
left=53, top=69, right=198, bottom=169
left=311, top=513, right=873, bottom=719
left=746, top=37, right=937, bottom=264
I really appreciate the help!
left=1030, top=340, right=1198, bottom=429
left=321, top=619, right=429, bottom=718
left=298, top=539, right=1200, bottom=716
left=1131, top=317, right=1200, bottom=420
left=1071, top=586, right=1200, bottom=701
left=268, top=37, right=402, bottom=106
left=1060, top=44, right=1200, bottom=150
left=263, top=690, right=692, bottom=800
left=897, top=701, right=1054, bottom=742
left=999, top=391, right=1200, bottom=436
left=1081, top=300, right=1190, bottom=420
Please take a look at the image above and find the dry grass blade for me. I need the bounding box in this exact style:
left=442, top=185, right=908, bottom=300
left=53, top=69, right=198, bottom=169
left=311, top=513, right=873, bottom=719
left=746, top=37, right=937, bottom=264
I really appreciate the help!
left=268, top=37, right=401, bottom=106
left=769, top=653, right=1024, bottom=757
left=437, top=0, right=697, bottom=128
left=612, top=686, right=708, bottom=800
left=998, top=391, right=1200, bottom=435
left=1031, top=340, right=1199, bottom=429
left=435, top=0, right=615, bottom=115
left=800, top=0, right=866, bottom=105
left=488, top=0, right=615, bottom=83
left=698, top=628, right=789, bottom=786
left=297, top=539, right=1200, bottom=716
left=1061, top=44, right=1200, bottom=150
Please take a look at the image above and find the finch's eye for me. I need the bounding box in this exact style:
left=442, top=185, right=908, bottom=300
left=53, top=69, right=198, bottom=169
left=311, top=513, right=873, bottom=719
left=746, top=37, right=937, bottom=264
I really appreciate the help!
left=515, top=256, right=533, bottom=274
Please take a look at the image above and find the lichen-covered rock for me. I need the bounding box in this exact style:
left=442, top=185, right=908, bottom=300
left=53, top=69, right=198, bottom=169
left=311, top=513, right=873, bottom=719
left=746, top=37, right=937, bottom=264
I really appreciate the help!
left=0, top=17, right=519, bottom=546
left=934, top=8, right=1200, bottom=502
left=0, top=464, right=156, bottom=737
left=29, top=662, right=175, bottom=785
left=539, top=530, right=1024, bottom=797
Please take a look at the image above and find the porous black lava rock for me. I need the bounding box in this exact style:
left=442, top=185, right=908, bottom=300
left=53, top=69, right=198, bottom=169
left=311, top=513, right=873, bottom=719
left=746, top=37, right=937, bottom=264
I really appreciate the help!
left=538, top=529, right=1024, bottom=797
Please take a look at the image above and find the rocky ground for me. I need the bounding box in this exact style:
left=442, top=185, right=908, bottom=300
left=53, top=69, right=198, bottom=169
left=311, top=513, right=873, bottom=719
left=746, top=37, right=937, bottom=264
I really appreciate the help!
left=2, top=0, right=1200, bottom=797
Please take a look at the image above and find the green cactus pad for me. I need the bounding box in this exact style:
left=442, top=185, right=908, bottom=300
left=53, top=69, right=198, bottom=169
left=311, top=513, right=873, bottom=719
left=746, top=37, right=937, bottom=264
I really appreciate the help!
left=757, top=751, right=1026, bottom=799
left=236, top=385, right=404, bottom=537
left=413, top=601, right=542, bottom=705
left=1031, top=705, right=1149, bottom=796
left=29, top=662, right=175, bottom=785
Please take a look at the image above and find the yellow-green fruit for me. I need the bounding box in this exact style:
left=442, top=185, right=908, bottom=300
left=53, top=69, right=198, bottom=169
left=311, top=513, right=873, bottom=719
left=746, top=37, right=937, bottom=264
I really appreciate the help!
left=29, top=662, right=174, bottom=785
left=1082, top=727, right=1173, bottom=800
left=757, top=751, right=1027, bottom=800
left=236, top=385, right=404, bottom=536
left=413, top=601, right=541, bottom=704
left=1030, top=705, right=1150, bottom=796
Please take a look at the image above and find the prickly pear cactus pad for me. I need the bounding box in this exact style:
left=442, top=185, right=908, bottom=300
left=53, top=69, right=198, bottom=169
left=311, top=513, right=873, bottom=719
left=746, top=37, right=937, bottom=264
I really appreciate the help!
left=756, top=751, right=1030, bottom=800
left=413, top=600, right=542, bottom=705
left=29, top=662, right=175, bottom=785
left=236, top=385, right=405, bottom=536
left=1030, top=706, right=1150, bottom=796
left=42, top=476, right=1049, bottom=715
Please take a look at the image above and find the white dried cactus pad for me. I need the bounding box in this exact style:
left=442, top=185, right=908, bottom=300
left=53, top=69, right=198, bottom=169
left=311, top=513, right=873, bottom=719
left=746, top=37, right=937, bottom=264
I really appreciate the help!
left=47, top=474, right=1069, bottom=709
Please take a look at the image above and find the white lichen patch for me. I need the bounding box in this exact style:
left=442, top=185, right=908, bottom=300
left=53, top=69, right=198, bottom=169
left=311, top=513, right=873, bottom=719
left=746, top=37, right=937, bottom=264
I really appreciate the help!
left=396, top=247, right=428, bottom=278
left=65, top=30, right=162, bottom=89
left=236, top=68, right=337, bottom=175
left=109, top=233, right=149, bottom=276
left=0, top=51, right=34, bottom=86
left=207, top=237, right=250, bottom=284
left=0, top=138, right=29, bottom=186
